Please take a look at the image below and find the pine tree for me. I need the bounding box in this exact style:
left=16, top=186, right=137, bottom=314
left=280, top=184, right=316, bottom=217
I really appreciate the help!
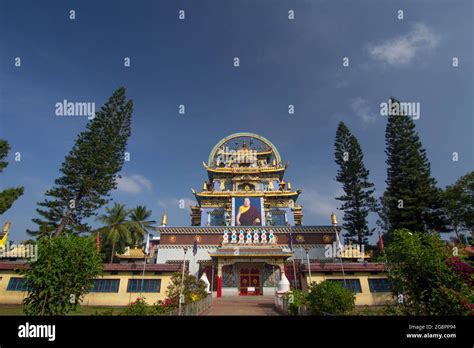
left=334, top=122, right=377, bottom=245
left=442, top=171, right=474, bottom=243
left=28, top=87, right=133, bottom=238
left=0, top=140, right=24, bottom=215
left=380, top=97, right=446, bottom=234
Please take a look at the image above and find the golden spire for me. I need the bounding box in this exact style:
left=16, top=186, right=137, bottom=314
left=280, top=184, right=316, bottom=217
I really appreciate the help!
left=202, top=182, right=207, bottom=191
left=161, top=213, right=167, bottom=226
left=0, top=222, right=11, bottom=249
left=331, top=212, right=338, bottom=225
left=287, top=182, right=292, bottom=190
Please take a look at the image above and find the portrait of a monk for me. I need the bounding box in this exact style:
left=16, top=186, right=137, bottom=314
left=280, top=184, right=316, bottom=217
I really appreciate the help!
left=236, top=197, right=261, bottom=226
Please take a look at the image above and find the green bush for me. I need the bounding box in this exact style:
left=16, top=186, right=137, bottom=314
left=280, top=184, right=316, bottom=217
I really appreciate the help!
left=124, top=297, right=151, bottom=316
left=306, top=281, right=355, bottom=315
left=166, top=273, right=208, bottom=305
left=385, top=229, right=472, bottom=315
left=283, top=289, right=307, bottom=315
left=124, top=297, right=178, bottom=316
left=22, top=235, right=103, bottom=316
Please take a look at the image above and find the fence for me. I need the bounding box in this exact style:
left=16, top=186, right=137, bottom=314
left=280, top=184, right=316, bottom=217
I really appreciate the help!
left=166, top=295, right=212, bottom=316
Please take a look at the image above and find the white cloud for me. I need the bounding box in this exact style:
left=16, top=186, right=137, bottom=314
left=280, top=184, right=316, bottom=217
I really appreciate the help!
left=368, top=23, right=440, bottom=66
left=299, top=187, right=343, bottom=220
left=116, top=174, right=152, bottom=194
left=350, top=97, right=377, bottom=123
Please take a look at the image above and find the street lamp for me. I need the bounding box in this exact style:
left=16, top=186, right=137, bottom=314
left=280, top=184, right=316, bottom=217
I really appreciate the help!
left=179, top=247, right=188, bottom=316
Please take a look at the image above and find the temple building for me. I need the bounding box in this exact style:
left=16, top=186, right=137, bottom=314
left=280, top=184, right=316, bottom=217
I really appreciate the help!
left=155, top=132, right=340, bottom=297
left=0, top=133, right=392, bottom=307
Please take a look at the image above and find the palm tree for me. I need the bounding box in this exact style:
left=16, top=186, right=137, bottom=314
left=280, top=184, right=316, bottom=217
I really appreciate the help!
left=129, top=205, right=157, bottom=245
left=96, top=203, right=132, bottom=263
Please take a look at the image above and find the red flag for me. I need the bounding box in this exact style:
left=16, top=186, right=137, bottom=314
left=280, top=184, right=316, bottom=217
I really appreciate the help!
left=378, top=232, right=384, bottom=251
left=96, top=233, right=100, bottom=253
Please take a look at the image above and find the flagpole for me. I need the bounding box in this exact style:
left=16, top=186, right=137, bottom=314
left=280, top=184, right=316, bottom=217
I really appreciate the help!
left=289, top=225, right=298, bottom=289
left=331, top=213, right=347, bottom=288
left=179, top=247, right=188, bottom=316
left=140, top=232, right=150, bottom=297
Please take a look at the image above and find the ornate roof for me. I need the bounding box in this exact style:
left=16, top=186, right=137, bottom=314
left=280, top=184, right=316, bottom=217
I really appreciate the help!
left=207, top=132, right=282, bottom=167
left=116, top=246, right=149, bottom=259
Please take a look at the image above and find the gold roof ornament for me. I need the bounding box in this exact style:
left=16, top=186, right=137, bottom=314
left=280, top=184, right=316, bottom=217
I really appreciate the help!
left=0, top=222, right=11, bottom=249
left=287, top=182, right=292, bottom=190
left=331, top=212, right=338, bottom=225
left=161, top=213, right=167, bottom=226
left=202, top=182, right=207, bottom=191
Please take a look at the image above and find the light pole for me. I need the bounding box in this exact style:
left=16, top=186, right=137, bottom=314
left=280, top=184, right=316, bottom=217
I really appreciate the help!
left=304, top=247, right=312, bottom=287
left=331, top=213, right=347, bottom=288
left=178, top=247, right=188, bottom=316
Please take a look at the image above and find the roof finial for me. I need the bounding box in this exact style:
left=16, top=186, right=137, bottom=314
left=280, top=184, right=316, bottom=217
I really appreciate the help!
left=161, top=213, right=167, bottom=226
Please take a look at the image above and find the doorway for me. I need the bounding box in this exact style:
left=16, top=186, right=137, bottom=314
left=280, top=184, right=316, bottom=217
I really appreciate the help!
left=239, top=268, right=261, bottom=295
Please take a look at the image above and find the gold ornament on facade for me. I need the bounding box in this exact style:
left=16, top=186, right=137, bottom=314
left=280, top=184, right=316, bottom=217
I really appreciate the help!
left=195, top=235, right=202, bottom=242
left=295, top=234, right=304, bottom=243
left=322, top=234, right=331, bottom=243
left=168, top=235, right=177, bottom=243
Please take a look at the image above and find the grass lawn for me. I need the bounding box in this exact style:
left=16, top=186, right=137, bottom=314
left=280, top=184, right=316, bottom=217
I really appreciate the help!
left=352, top=305, right=387, bottom=315
left=0, top=304, right=126, bottom=316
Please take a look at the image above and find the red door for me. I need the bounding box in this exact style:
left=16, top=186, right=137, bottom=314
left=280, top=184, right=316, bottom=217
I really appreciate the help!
left=239, top=268, right=261, bottom=295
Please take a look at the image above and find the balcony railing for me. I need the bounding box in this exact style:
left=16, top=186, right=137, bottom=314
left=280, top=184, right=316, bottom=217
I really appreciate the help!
left=222, top=229, right=277, bottom=244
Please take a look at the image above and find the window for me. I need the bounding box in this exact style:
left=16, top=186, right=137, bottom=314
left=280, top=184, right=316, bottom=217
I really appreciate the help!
left=368, top=278, right=392, bottom=293
left=210, top=211, right=225, bottom=226
left=328, top=279, right=362, bottom=293
left=7, top=277, right=30, bottom=291
left=90, top=279, right=120, bottom=293
left=127, top=279, right=161, bottom=293
left=271, top=209, right=287, bottom=226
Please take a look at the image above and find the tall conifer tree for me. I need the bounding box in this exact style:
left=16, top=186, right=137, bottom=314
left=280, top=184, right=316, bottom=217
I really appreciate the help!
left=380, top=97, right=446, bottom=234
left=28, top=87, right=133, bottom=237
left=334, top=122, right=377, bottom=245
left=0, top=140, right=24, bottom=214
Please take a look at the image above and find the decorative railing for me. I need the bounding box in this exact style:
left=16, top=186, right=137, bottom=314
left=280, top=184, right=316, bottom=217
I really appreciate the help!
left=166, top=295, right=212, bottom=316
left=222, top=229, right=277, bottom=244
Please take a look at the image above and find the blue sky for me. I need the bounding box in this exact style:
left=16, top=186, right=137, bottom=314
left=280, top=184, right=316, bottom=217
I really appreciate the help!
left=1, top=0, right=472, bottom=243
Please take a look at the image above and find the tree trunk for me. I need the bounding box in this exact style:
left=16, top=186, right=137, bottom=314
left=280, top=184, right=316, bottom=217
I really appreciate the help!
left=454, top=225, right=462, bottom=245
left=110, top=242, right=116, bottom=264
left=55, top=189, right=85, bottom=237
left=55, top=207, right=73, bottom=237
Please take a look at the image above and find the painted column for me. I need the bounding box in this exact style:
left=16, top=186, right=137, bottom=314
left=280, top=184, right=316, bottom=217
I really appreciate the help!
left=217, top=261, right=223, bottom=298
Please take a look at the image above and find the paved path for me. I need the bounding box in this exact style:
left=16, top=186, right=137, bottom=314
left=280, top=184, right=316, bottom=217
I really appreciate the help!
left=205, top=295, right=281, bottom=316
